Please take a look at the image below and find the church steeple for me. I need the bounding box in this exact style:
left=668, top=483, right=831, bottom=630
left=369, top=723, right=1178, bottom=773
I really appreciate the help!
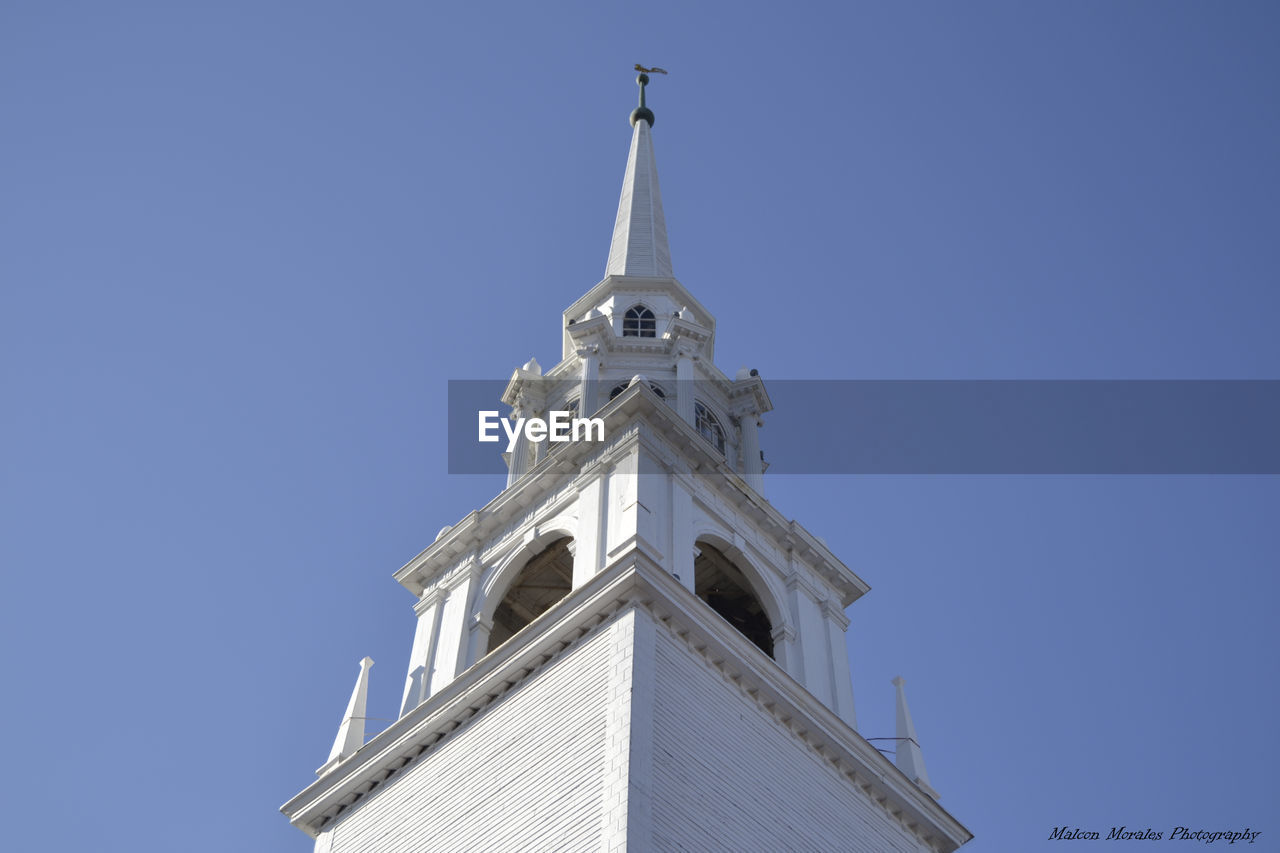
left=605, top=73, right=673, bottom=278
left=283, top=74, right=972, bottom=853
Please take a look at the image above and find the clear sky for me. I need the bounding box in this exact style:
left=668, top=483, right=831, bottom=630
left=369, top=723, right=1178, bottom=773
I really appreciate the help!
left=2, top=2, right=1277, bottom=851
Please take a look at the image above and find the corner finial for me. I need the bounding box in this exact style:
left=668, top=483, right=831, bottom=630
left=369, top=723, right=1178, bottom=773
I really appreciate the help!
left=631, top=64, right=667, bottom=127
left=893, top=675, right=941, bottom=800
left=317, top=656, right=375, bottom=777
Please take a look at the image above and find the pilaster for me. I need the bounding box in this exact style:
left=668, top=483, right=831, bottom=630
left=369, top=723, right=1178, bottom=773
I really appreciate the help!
left=577, top=346, right=600, bottom=416
left=785, top=568, right=835, bottom=706
left=740, top=412, right=764, bottom=494
left=399, top=586, right=447, bottom=716
left=675, top=350, right=696, bottom=427
left=669, top=473, right=696, bottom=592
left=570, top=467, right=606, bottom=587
left=427, top=555, right=484, bottom=696
left=605, top=438, right=668, bottom=569
left=822, top=598, right=858, bottom=728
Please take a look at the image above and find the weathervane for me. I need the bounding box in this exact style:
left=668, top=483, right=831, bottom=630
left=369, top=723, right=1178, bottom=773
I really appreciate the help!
left=630, top=64, right=667, bottom=127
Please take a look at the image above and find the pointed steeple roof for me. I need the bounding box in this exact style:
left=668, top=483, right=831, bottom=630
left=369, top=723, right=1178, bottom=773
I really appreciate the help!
left=605, top=74, right=673, bottom=278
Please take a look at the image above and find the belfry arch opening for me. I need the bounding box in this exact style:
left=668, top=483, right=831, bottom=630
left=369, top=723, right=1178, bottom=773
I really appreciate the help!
left=486, top=537, right=574, bottom=654
left=694, top=542, right=774, bottom=658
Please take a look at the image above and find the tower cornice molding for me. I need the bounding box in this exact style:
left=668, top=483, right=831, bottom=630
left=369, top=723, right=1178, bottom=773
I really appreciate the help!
left=562, top=275, right=717, bottom=362
left=727, top=373, right=773, bottom=418
left=565, top=314, right=612, bottom=351
left=565, top=275, right=714, bottom=327
left=667, top=316, right=712, bottom=347
left=501, top=368, right=549, bottom=412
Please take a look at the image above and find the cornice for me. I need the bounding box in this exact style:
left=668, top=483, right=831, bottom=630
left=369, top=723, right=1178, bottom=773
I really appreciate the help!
left=283, top=552, right=970, bottom=851
left=599, top=337, right=671, bottom=358
left=666, top=317, right=712, bottom=356
left=563, top=275, right=716, bottom=334
left=565, top=314, right=612, bottom=352
left=727, top=373, right=774, bottom=417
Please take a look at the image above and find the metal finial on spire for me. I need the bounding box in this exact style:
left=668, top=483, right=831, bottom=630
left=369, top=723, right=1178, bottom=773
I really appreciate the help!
left=630, top=64, right=667, bottom=127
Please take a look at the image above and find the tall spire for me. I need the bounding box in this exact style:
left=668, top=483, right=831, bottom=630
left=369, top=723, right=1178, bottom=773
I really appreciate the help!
left=605, top=73, right=673, bottom=279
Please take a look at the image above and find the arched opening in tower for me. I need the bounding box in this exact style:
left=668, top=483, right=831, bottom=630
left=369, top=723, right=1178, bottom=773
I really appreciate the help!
left=694, top=542, right=774, bottom=658
left=486, top=537, right=574, bottom=654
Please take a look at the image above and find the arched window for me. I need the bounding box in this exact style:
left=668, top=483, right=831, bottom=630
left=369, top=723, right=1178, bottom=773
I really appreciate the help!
left=610, top=380, right=666, bottom=400
left=694, top=401, right=726, bottom=454
left=622, top=305, right=656, bottom=337
left=695, top=542, right=774, bottom=658
left=486, top=537, right=574, bottom=653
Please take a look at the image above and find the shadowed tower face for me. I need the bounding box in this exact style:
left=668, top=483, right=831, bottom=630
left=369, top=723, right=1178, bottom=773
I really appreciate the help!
left=281, top=75, right=972, bottom=853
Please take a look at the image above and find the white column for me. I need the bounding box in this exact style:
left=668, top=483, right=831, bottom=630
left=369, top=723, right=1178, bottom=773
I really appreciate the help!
left=784, top=576, right=809, bottom=686
left=740, top=412, right=764, bottom=494
left=823, top=599, right=858, bottom=728
left=670, top=475, right=696, bottom=592
left=634, top=444, right=669, bottom=566
left=464, top=611, right=495, bottom=671
left=675, top=350, right=696, bottom=427
left=572, top=472, right=607, bottom=587
left=399, top=587, right=445, bottom=717
left=577, top=346, right=599, bottom=416
left=506, top=402, right=531, bottom=487
left=786, top=574, right=835, bottom=705
left=770, top=623, right=799, bottom=677
left=606, top=451, right=640, bottom=561
left=531, top=402, right=548, bottom=465
left=427, top=559, right=483, bottom=695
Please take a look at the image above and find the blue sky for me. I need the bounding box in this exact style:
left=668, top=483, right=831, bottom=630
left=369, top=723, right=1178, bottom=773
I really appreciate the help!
left=2, top=2, right=1277, bottom=850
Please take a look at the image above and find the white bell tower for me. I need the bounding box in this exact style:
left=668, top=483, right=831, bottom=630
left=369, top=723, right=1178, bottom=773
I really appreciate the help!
left=282, top=74, right=971, bottom=853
